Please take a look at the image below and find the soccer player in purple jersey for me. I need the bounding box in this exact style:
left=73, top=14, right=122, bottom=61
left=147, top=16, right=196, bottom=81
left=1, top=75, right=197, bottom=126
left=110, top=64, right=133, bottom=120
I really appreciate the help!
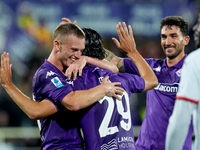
left=166, top=12, right=200, bottom=150
left=75, top=24, right=158, bottom=150
left=0, top=22, right=158, bottom=149
left=104, top=16, right=193, bottom=150
left=0, top=23, right=125, bottom=150
left=34, top=23, right=128, bottom=150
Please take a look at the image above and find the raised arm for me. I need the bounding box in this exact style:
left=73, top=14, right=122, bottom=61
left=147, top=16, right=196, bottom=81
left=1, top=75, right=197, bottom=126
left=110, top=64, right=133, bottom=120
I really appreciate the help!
left=0, top=52, right=57, bottom=120
left=112, top=22, right=158, bottom=91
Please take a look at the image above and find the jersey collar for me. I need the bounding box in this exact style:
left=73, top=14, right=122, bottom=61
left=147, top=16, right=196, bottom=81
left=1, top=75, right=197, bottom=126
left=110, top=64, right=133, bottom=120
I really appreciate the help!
left=163, top=55, right=187, bottom=69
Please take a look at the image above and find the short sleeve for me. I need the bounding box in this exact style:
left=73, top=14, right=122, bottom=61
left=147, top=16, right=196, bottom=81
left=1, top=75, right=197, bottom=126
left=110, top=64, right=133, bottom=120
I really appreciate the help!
left=33, top=69, right=74, bottom=104
left=118, top=73, right=145, bottom=93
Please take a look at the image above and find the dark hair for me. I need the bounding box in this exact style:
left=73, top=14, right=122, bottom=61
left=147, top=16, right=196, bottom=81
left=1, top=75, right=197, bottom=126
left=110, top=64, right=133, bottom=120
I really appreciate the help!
left=81, top=28, right=107, bottom=60
left=53, top=22, right=85, bottom=42
left=160, top=16, right=189, bottom=36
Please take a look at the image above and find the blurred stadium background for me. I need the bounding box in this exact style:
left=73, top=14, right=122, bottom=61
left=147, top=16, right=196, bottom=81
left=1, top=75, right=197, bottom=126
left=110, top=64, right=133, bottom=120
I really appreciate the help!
left=0, top=0, right=199, bottom=149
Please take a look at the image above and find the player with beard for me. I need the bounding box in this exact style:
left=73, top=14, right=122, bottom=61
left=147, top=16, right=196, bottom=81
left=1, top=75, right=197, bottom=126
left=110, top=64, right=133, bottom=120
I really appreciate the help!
left=104, top=16, right=193, bottom=150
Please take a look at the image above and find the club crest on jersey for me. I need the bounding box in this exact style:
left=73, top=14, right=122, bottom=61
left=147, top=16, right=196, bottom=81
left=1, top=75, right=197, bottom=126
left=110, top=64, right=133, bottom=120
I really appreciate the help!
left=176, top=69, right=182, bottom=77
left=51, top=77, right=64, bottom=88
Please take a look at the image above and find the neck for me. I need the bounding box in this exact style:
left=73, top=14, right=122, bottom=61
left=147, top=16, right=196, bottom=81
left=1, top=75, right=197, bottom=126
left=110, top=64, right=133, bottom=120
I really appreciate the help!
left=166, top=52, right=185, bottom=67
left=47, top=50, right=65, bottom=73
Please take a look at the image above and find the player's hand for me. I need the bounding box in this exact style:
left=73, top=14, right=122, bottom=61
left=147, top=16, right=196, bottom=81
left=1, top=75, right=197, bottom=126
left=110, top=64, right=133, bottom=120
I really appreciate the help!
left=101, top=76, right=124, bottom=100
left=59, top=17, right=77, bottom=25
left=112, top=22, right=136, bottom=55
left=0, top=52, right=12, bottom=88
left=65, top=56, right=87, bottom=80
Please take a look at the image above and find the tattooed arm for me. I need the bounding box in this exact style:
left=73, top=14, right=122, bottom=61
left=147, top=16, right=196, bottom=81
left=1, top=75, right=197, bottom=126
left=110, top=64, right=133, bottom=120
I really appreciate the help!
left=105, top=48, right=125, bottom=73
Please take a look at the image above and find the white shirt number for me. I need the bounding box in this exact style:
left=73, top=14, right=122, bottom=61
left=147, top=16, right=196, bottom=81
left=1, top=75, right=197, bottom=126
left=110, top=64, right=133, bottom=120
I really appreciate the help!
left=98, top=91, right=131, bottom=138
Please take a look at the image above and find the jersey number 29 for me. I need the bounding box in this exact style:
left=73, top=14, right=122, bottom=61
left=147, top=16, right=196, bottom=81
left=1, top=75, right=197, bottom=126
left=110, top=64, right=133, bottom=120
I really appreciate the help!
left=98, top=91, right=131, bottom=138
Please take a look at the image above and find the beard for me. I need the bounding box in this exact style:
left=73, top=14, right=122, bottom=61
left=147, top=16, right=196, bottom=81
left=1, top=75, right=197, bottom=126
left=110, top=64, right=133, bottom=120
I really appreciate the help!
left=164, top=45, right=184, bottom=60
left=166, top=50, right=182, bottom=59
left=163, top=40, right=185, bottom=59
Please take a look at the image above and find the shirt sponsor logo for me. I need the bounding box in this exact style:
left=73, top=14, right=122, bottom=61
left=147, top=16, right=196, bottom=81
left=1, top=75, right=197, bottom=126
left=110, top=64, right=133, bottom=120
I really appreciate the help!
left=176, top=69, right=182, bottom=77
left=100, top=137, right=135, bottom=150
left=46, top=71, right=57, bottom=78
left=118, top=137, right=134, bottom=143
left=154, top=83, right=178, bottom=93
left=100, top=139, right=118, bottom=150
left=51, top=77, right=64, bottom=88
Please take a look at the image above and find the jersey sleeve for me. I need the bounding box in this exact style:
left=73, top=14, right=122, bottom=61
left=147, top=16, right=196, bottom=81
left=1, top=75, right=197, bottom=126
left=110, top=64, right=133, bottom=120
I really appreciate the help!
left=33, top=69, right=74, bottom=104
left=123, top=58, right=139, bottom=74
left=123, top=58, right=155, bottom=75
left=118, top=73, right=145, bottom=93
left=176, top=51, right=200, bottom=103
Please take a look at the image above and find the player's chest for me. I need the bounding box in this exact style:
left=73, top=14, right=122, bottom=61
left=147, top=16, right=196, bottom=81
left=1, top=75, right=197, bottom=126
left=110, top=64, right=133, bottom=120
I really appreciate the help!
left=153, top=66, right=182, bottom=84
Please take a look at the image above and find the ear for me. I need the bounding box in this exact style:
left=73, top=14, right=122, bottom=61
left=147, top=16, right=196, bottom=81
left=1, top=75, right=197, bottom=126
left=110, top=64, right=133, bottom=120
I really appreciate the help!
left=54, top=40, right=60, bottom=52
left=183, top=35, right=190, bottom=46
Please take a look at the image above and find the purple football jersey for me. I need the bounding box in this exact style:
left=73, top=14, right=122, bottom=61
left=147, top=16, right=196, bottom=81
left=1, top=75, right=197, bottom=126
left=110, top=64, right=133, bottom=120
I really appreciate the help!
left=74, top=65, right=145, bottom=150
left=124, top=57, right=193, bottom=150
left=33, top=60, right=83, bottom=150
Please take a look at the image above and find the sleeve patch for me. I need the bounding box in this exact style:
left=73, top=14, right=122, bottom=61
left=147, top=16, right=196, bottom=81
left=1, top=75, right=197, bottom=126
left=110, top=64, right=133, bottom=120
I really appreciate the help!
left=51, top=77, right=64, bottom=88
